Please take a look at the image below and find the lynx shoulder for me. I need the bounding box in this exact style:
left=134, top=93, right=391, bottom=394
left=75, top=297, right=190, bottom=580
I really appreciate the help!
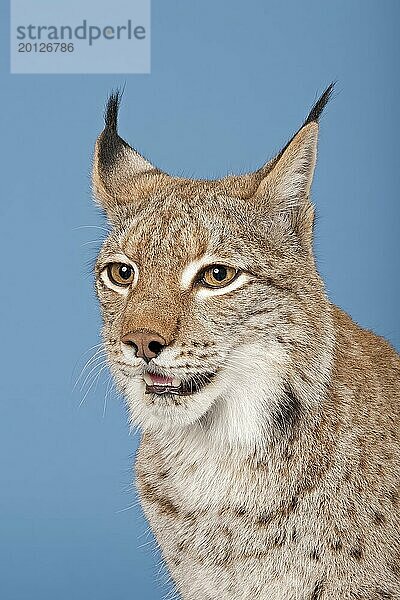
left=92, top=85, right=400, bottom=599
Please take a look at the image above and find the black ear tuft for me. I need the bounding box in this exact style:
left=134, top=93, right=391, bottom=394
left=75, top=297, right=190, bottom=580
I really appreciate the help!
left=265, top=83, right=335, bottom=171
left=104, top=88, right=124, bottom=132
left=98, top=88, right=130, bottom=172
left=94, top=88, right=157, bottom=200
left=304, top=82, right=335, bottom=126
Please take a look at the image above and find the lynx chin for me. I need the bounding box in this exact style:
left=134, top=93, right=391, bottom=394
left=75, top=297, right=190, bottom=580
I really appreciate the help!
left=91, top=84, right=400, bottom=599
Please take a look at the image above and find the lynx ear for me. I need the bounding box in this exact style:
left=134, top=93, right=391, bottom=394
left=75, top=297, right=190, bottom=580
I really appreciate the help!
left=92, top=91, right=159, bottom=215
left=254, top=84, right=334, bottom=247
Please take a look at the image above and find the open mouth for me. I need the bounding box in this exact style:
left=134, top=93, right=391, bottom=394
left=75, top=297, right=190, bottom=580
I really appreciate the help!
left=143, top=371, right=215, bottom=396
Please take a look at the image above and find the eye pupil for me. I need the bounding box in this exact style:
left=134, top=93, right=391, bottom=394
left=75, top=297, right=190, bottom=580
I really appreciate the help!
left=119, top=265, right=131, bottom=280
left=212, top=266, right=227, bottom=281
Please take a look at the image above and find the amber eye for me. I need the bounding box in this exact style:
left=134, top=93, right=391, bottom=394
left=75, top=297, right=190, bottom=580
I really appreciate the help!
left=106, top=263, right=135, bottom=287
left=200, top=264, right=238, bottom=288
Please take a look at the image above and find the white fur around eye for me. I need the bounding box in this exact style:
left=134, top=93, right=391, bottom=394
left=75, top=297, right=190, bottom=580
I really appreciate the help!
left=99, top=254, right=139, bottom=295
left=196, top=272, right=249, bottom=298
left=181, top=256, right=216, bottom=290
left=181, top=255, right=246, bottom=296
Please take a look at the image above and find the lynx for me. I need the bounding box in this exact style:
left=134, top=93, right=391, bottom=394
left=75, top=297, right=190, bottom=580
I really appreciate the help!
left=91, top=85, right=400, bottom=599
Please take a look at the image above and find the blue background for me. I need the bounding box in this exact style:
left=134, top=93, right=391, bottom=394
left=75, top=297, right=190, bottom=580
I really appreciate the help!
left=0, top=1, right=399, bottom=599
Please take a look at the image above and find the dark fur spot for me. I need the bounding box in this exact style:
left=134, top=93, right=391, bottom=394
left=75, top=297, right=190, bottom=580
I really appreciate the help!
left=157, top=496, right=179, bottom=516
left=184, top=509, right=205, bottom=523
left=257, top=512, right=273, bottom=526
left=373, top=511, right=386, bottom=526
left=244, top=306, right=272, bottom=317
left=138, top=479, right=155, bottom=503
left=389, top=490, right=399, bottom=507
left=310, top=548, right=320, bottom=561
left=358, top=454, right=367, bottom=472
left=273, top=383, right=301, bottom=435
left=234, top=506, right=247, bottom=517
left=330, top=539, right=343, bottom=552
left=139, top=480, right=179, bottom=516
left=344, top=470, right=351, bottom=482
left=347, top=502, right=357, bottom=518
left=388, top=551, right=400, bottom=575
left=311, top=579, right=325, bottom=600
left=349, top=546, right=363, bottom=560
left=178, top=350, right=194, bottom=358
left=376, top=589, right=393, bottom=599
left=177, top=539, right=187, bottom=553
left=273, top=530, right=286, bottom=547
left=281, top=495, right=298, bottom=516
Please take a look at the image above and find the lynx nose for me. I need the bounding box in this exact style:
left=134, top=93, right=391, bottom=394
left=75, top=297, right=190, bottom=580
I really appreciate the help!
left=121, top=331, right=166, bottom=362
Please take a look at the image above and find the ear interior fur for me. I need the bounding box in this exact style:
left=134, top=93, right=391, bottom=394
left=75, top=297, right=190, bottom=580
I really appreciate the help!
left=256, top=123, right=318, bottom=206
left=251, top=84, right=334, bottom=246
left=253, top=123, right=318, bottom=247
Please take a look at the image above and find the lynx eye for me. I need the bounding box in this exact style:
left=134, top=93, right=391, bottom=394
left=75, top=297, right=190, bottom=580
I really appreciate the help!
left=200, top=264, right=238, bottom=288
left=106, top=263, right=135, bottom=287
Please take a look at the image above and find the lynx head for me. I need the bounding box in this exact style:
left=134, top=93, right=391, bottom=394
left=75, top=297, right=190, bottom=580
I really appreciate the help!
left=92, top=85, right=335, bottom=447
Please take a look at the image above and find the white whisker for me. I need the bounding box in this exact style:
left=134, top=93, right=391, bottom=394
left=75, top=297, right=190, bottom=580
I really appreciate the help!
left=81, top=239, right=105, bottom=247
left=76, top=350, right=107, bottom=391
left=79, top=364, right=109, bottom=407
left=137, top=538, right=155, bottom=550
left=116, top=501, right=140, bottom=513
left=73, top=224, right=110, bottom=233
left=103, top=375, right=115, bottom=418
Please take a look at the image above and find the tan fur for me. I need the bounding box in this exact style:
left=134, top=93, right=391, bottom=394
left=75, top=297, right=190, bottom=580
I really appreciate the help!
left=92, top=90, right=400, bottom=599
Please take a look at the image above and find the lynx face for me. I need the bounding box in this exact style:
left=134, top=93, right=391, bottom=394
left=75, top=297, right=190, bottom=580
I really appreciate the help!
left=93, top=88, right=334, bottom=440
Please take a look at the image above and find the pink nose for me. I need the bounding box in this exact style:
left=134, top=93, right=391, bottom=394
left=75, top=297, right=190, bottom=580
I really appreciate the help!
left=121, top=331, right=166, bottom=362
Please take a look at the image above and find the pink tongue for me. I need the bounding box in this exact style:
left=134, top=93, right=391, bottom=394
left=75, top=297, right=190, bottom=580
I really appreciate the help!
left=149, top=373, right=173, bottom=386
